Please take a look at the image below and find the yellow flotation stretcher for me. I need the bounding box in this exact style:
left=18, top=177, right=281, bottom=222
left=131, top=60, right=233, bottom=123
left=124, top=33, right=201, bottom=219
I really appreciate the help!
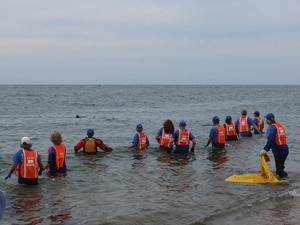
left=225, top=154, right=284, bottom=183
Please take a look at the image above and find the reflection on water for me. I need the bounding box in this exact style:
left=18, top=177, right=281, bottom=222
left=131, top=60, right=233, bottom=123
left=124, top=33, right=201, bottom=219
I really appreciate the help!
left=156, top=153, right=196, bottom=192
left=75, top=152, right=109, bottom=170
left=206, top=149, right=228, bottom=170
left=47, top=194, right=72, bottom=223
left=44, top=177, right=74, bottom=224
left=8, top=177, right=75, bottom=224
left=157, top=149, right=172, bottom=163
left=132, top=150, right=148, bottom=167
left=11, top=186, right=44, bottom=224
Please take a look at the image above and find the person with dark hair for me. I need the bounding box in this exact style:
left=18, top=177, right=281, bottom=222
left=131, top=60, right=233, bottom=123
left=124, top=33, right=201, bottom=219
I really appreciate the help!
left=74, top=129, right=113, bottom=153
left=253, top=111, right=264, bottom=134
left=5, top=137, right=44, bottom=185
left=235, top=109, right=262, bottom=137
left=169, top=120, right=196, bottom=154
left=44, top=130, right=67, bottom=176
left=260, top=113, right=289, bottom=178
left=130, top=124, right=149, bottom=150
left=155, top=119, right=175, bottom=152
left=205, top=116, right=226, bottom=149
left=223, top=115, right=238, bottom=141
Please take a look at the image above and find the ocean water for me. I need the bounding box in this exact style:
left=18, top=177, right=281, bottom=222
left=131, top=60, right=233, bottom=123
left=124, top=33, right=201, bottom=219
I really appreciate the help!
left=0, top=85, right=299, bottom=225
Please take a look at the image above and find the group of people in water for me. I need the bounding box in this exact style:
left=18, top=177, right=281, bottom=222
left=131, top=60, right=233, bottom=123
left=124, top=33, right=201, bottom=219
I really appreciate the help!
left=130, top=109, right=289, bottom=179
left=0, top=109, right=289, bottom=219
left=4, top=109, right=289, bottom=188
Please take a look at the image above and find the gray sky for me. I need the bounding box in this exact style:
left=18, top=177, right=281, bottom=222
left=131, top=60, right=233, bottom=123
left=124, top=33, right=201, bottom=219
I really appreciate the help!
left=1, top=0, right=300, bottom=85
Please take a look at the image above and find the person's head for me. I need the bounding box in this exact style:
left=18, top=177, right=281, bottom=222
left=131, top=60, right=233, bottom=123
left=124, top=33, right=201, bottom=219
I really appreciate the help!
left=225, top=115, right=232, bottom=123
left=179, top=120, right=186, bottom=128
left=50, top=130, right=63, bottom=145
left=241, top=109, right=247, bottom=116
left=163, top=119, right=175, bottom=133
left=254, top=111, right=260, bottom=117
left=20, top=136, right=32, bottom=149
left=265, top=113, right=275, bottom=124
left=87, top=129, right=94, bottom=138
left=212, top=116, right=220, bottom=125
left=136, top=124, right=143, bottom=132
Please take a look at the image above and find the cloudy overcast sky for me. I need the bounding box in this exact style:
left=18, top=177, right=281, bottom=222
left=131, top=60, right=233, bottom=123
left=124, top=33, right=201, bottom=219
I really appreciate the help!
left=0, top=0, right=299, bottom=85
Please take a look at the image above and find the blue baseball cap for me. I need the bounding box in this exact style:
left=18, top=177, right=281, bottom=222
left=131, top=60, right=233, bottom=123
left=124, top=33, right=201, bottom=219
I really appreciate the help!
left=87, top=129, right=94, bottom=137
left=225, top=116, right=232, bottom=121
left=265, top=113, right=275, bottom=121
left=212, top=116, right=220, bottom=122
left=179, top=120, right=186, bottom=127
left=136, top=124, right=143, bottom=130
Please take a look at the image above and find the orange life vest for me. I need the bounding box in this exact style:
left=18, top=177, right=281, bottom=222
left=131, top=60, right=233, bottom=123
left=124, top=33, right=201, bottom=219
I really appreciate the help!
left=216, top=125, right=226, bottom=144
left=272, top=123, right=287, bottom=145
left=239, top=116, right=249, bottom=132
left=159, top=129, right=173, bottom=147
left=52, top=144, right=66, bottom=169
left=84, top=138, right=97, bottom=153
left=175, top=129, right=190, bottom=145
left=137, top=133, right=147, bottom=150
left=256, top=116, right=264, bottom=131
left=17, top=149, right=39, bottom=179
left=224, top=123, right=236, bottom=136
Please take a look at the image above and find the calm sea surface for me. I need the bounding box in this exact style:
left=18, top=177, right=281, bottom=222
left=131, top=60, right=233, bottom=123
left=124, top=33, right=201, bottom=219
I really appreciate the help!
left=0, top=85, right=299, bottom=225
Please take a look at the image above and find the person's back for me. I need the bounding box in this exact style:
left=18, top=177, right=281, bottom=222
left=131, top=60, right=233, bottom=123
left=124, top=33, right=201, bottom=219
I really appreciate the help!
left=223, top=116, right=238, bottom=141
left=173, top=120, right=196, bottom=154
left=130, top=124, right=149, bottom=150
left=5, top=137, right=43, bottom=185
left=74, top=129, right=113, bottom=153
left=44, top=130, right=67, bottom=176
left=253, top=111, right=264, bottom=134
left=205, top=116, right=226, bottom=150
left=155, top=119, right=174, bottom=151
left=235, top=109, right=253, bottom=137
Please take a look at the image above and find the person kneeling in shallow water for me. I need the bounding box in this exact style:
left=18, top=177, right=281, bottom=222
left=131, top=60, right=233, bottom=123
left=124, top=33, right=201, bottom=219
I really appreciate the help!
left=260, top=113, right=289, bottom=178
left=5, top=137, right=44, bottom=185
left=74, top=129, right=113, bottom=153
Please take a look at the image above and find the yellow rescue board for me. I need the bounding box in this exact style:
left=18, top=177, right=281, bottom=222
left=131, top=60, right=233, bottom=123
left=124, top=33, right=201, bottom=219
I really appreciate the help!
left=225, top=154, right=284, bottom=183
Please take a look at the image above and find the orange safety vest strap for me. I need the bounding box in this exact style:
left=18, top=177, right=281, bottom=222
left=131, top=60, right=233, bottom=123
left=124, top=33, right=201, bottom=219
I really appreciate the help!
left=273, top=123, right=287, bottom=145
left=175, top=129, right=190, bottom=145
left=159, top=129, right=173, bottom=147
left=19, top=149, right=39, bottom=179
left=52, top=144, right=66, bottom=169
left=137, top=133, right=147, bottom=150
left=224, top=123, right=236, bottom=136
left=217, top=125, right=226, bottom=144
left=239, top=116, right=249, bottom=132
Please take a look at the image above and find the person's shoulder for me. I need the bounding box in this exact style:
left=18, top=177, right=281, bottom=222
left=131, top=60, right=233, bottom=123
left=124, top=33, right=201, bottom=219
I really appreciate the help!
left=48, top=146, right=56, bottom=152
left=15, top=149, right=23, bottom=155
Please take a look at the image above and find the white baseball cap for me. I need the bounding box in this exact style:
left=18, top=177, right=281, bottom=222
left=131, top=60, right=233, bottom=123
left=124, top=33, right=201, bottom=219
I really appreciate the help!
left=20, top=137, right=31, bottom=145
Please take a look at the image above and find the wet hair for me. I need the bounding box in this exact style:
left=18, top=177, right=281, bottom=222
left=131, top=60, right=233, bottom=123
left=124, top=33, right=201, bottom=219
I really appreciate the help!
left=163, top=119, right=175, bottom=134
left=50, top=130, right=63, bottom=145
left=254, top=111, right=260, bottom=116
left=241, top=109, right=247, bottom=116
